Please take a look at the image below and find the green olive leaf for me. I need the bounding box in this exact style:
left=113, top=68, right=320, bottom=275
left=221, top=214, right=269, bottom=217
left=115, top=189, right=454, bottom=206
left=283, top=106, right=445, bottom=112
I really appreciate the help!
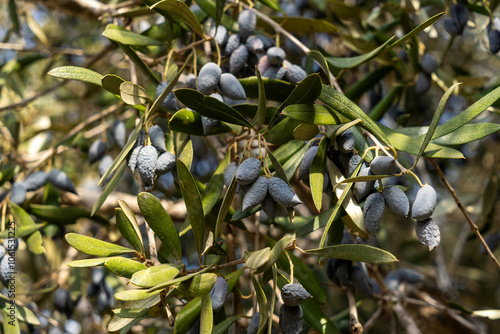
left=117, top=43, right=160, bottom=84
left=177, top=159, right=205, bottom=261
left=282, top=104, right=341, bottom=125
left=150, top=0, right=204, bottom=37
left=319, top=85, right=392, bottom=148
left=293, top=123, right=320, bottom=141
left=116, top=201, right=144, bottom=255
left=269, top=73, right=323, bottom=128
left=310, top=137, right=328, bottom=211
left=67, top=258, right=110, bottom=268
left=65, top=233, right=136, bottom=257
left=413, top=83, right=461, bottom=168
left=30, top=204, right=108, bottom=225
left=200, top=293, right=213, bottom=334
left=9, top=201, right=45, bottom=254
left=131, top=263, right=182, bottom=287
left=0, top=223, right=45, bottom=238
left=137, top=192, right=182, bottom=262
left=433, top=85, right=500, bottom=139
left=173, top=297, right=201, bottom=334
left=177, top=273, right=217, bottom=298
left=119, top=81, right=150, bottom=106
left=252, top=66, right=267, bottom=127
left=212, top=315, right=241, bottom=334
left=102, top=24, right=163, bottom=46
left=47, top=66, right=102, bottom=86
left=239, top=76, right=295, bottom=102
left=168, top=108, right=232, bottom=136
left=306, top=244, right=398, bottom=263
left=101, top=74, right=125, bottom=95
left=97, top=114, right=144, bottom=186
left=104, top=257, right=147, bottom=278
left=174, top=88, right=255, bottom=129
left=91, top=161, right=127, bottom=215
left=245, top=247, right=271, bottom=273
left=250, top=275, right=268, bottom=334
left=114, top=289, right=161, bottom=301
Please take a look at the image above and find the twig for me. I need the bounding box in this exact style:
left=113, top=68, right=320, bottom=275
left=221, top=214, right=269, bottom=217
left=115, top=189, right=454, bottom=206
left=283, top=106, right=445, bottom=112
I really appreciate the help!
left=363, top=306, right=382, bottom=332
left=82, top=108, right=133, bottom=139
left=392, top=302, right=422, bottom=334
left=0, top=43, right=89, bottom=56
left=25, top=103, right=122, bottom=173
left=449, top=221, right=470, bottom=275
left=0, top=81, right=66, bottom=113
left=429, top=158, right=500, bottom=270
left=0, top=43, right=115, bottom=114
left=347, top=287, right=363, bottom=333
left=183, top=258, right=246, bottom=274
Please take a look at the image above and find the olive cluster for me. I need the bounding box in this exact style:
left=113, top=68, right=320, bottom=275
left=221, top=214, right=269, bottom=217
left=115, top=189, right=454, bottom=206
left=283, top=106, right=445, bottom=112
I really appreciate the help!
left=194, top=62, right=247, bottom=134
left=9, top=168, right=77, bottom=206
left=212, top=9, right=307, bottom=83
left=358, top=155, right=440, bottom=251
left=127, top=125, right=176, bottom=191
left=299, top=130, right=441, bottom=250
left=278, top=283, right=312, bottom=334
left=223, top=157, right=302, bottom=220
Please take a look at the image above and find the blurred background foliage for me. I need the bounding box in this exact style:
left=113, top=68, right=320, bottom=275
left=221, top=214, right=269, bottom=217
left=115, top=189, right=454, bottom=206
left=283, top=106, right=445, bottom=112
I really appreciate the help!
left=0, top=0, right=500, bottom=333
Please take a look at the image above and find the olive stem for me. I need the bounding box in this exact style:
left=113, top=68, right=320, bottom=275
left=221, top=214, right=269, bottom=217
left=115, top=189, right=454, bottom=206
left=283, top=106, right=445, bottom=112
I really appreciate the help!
left=365, top=132, right=402, bottom=170
left=214, top=38, right=221, bottom=67
left=406, top=170, right=424, bottom=187
left=429, top=158, right=500, bottom=270
left=284, top=250, right=294, bottom=283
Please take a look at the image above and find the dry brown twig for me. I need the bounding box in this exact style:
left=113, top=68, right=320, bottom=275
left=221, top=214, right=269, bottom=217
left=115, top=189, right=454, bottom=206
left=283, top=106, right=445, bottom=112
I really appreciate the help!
left=347, top=287, right=363, bottom=333
left=429, top=158, right=500, bottom=270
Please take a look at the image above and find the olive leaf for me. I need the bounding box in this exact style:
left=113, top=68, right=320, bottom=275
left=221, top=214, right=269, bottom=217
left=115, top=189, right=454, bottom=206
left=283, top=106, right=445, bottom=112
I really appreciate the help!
left=310, top=137, right=328, bottom=211
left=200, top=293, right=213, bottom=334
left=116, top=200, right=144, bottom=255
left=47, top=66, right=102, bottom=86
left=65, top=233, right=136, bottom=257
left=177, top=159, right=205, bottom=261
left=9, top=201, right=45, bottom=254
left=137, top=192, right=182, bottom=262
left=131, top=263, right=182, bottom=287
left=104, top=257, right=147, bottom=278
left=306, top=244, right=398, bottom=263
